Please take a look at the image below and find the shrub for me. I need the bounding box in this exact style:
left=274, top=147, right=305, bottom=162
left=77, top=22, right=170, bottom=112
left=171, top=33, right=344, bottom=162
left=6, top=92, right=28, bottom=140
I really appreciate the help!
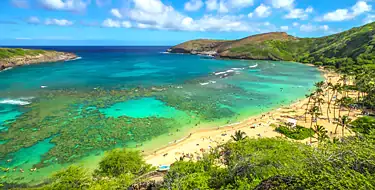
left=95, top=149, right=152, bottom=177
left=49, top=165, right=92, bottom=190
left=350, top=116, right=375, bottom=135
left=276, top=125, right=315, bottom=140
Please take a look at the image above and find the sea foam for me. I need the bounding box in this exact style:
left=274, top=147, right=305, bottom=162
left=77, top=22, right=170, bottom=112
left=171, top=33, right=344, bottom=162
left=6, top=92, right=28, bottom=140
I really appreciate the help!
left=0, top=97, right=34, bottom=106
left=249, top=64, right=258, bottom=68
left=66, top=57, right=82, bottom=62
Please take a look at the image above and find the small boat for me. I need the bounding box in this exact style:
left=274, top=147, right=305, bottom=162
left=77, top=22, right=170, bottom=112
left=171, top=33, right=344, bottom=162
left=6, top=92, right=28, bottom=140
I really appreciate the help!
left=40, top=86, right=48, bottom=89
left=157, top=165, right=170, bottom=172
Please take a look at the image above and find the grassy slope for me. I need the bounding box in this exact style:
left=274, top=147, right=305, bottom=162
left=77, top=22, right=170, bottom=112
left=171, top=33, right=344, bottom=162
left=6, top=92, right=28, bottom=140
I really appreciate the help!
left=0, top=48, right=48, bottom=59
left=171, top=22, right=375, bottom=67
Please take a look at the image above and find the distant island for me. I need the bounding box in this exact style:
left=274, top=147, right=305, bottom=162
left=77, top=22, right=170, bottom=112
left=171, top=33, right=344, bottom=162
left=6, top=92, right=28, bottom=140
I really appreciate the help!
left=169, top=22, right=375, bottom=69
left=0, top=48, right=77, bottom=71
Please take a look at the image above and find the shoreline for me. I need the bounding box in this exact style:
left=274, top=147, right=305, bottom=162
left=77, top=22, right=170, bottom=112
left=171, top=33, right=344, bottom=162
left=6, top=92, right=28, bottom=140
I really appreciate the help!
left=144, top=67, right=362, bottom=167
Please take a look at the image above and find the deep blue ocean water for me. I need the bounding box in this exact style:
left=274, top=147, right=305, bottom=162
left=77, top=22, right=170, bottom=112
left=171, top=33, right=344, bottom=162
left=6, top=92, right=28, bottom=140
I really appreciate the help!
left=0, top=46, right=323, bottom=184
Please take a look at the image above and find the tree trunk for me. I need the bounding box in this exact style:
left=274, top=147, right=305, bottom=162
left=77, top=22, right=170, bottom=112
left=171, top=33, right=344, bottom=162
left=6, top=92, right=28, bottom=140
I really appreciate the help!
left=305, top=97, right=311, bottom=122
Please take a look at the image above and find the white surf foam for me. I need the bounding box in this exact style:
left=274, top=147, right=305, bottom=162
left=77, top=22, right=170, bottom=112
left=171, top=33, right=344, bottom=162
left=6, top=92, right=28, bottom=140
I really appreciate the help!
left=214, top=69, right=236, bottom=76
left=249, top=64, right=258, bottom=68
left=0, top=67, right=13, bottom=72
left=160, top=52, right=170, bottom=54
left=200, top=80, right=217, bottom=86
left=0, top=99, right=31, bottom=106
left=66, top=57, right=82, bottom=62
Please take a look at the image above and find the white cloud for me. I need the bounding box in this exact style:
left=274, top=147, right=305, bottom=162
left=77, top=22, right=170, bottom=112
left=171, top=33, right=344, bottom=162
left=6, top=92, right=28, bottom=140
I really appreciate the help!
left=39, top=0, right=89, bottom=12
left=300, top=23, right=330, bottom=32
left=252, top=4, right=272, bottom=18
left=364, top=14, right=375, bottom=24
left=110, top=8, right=122, bottom=18
left=206, top=0, right=218, bottom=11
left=280, top=26, right=289, bottom=31
left=229, top=0, right=254, bottom=8
left=285, top=6, right=313, bottom=20
left=205, top=0, right=253, bottom=12
left=292, top=22, right=299, bottom=27
left=352, top=1, right=372, bottom=16
left=271, top=0, right=294, bottom=9
left=102, top=18, right=132, bottom=28
left=27, top=16, right=40, bottom=24
left=184, top=0, right=204, bottom=11
left=122, top=21, right=132, bottom=28
left=45, top=18, right=73, bottom=26
left=300, top=23, right=315, bottom=32
left=109, top=0, right=273, bottom=32
left=319, top=1, right=372, bottom=22
left=218, top=1, right=229, bottom=13
left=320, top=25, right=329, bottom=31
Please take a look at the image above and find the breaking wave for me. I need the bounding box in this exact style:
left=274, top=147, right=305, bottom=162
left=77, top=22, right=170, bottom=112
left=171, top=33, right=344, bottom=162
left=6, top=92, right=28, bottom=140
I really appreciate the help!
left=249, top=64, right=258, bottom=68
left=0, top=97, right=34, bottom=105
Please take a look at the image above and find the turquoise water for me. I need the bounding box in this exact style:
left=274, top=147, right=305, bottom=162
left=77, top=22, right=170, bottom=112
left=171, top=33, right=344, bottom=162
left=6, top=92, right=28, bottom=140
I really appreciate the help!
left=100, top=97, right=185, bottom=118
left=0, top=46, right=322, bottom=185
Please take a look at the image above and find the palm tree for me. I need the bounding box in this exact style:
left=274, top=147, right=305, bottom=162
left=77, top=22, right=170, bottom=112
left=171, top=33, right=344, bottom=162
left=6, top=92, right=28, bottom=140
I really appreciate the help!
left=231, top=130, right=247, bottom=141
left=309, top=105, right=320, bottom=144
left=334, top=116, right=352, bottom=137
left=304, top=93, right=315, bottom=122
left=327, top=83, right=340, bottom=121
left=314, top=125, right=329, bottom=144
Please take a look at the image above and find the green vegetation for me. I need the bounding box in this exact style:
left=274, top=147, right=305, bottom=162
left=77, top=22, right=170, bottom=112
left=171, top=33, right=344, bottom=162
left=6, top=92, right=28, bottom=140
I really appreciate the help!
left=162, top=135, right=375, bottom=189
left=95, top=149, right=153, bottom=177
left=231, top=130, right=247, bottom=141
left=350, top=116, right=375, bottom=135
left=27, top=149, right=149, bottom=190
left=276, top=125, right=315, bottom=140
left=0, top=48, right=46, bottom=59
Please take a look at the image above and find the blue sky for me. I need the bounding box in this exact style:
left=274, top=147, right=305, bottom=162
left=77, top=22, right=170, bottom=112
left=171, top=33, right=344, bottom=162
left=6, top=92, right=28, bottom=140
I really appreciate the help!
left=0, top=0, right=374, bottom=45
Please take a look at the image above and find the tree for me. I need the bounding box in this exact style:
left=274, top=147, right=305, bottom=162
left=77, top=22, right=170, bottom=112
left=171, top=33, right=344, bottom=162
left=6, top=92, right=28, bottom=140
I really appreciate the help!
left=335, top=116, right=352, bottom=137
left=231, top=130, right=247, bottom=141
left=314, top=125, right=329, bottom=143
left=305, top=93, right=315, bottom=122
left=95, top=149, right=152, bottom=177
left=49, top=165, right=92, bottom=190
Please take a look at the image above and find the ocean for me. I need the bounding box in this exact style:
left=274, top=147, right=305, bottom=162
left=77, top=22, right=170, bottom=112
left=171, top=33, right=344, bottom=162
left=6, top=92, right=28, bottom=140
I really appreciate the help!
left=0, top=46, right=322, bottom=185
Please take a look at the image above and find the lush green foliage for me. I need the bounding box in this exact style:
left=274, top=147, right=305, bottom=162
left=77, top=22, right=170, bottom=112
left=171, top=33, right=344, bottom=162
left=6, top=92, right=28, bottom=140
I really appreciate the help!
left=350, top=116, right=375, bottom=134
left=276, top=125, right=315, bottom=140
left=47, top=165, right=92, bottom=190
left=162, top=135, right=375, bottom=189
left=95, top=149, right=152, bottom=177
left=0, top=48, right=46, bottom=59
left=25, top=149, right=152, bottom=189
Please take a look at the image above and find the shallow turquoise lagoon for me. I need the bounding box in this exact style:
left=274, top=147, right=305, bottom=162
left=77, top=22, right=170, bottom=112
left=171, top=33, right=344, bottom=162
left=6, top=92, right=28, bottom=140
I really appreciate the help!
left=0, top=46, right=323, bottom=185
left=100, top=97, right=185, bottom=118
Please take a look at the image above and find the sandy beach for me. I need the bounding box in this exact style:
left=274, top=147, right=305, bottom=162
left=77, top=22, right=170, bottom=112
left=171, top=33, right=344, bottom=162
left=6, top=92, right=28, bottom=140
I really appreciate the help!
left=145, top=69, right=362, bottom=167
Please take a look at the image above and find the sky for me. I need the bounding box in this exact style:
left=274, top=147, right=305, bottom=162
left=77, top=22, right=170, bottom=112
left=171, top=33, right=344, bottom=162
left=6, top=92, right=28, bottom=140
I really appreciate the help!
left=0, top=0, right=374, bottom=45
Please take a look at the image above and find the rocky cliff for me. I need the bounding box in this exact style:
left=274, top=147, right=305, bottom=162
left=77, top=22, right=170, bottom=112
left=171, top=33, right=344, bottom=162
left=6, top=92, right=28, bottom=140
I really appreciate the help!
left=0, top=48, right=77, bottom=71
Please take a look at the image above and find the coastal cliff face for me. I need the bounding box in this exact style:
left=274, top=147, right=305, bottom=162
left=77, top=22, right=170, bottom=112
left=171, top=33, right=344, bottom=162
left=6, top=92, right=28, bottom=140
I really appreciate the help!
left=169, top=22, right=375, bottom=67
left=0, top=48, right=77, bottom=71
